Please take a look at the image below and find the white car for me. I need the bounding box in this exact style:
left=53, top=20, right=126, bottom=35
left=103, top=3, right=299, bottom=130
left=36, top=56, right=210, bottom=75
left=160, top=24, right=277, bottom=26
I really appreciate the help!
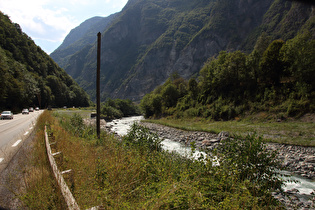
left=22, top=109, right=29, bottom=114
left=0, top=111, right=13, bottom=120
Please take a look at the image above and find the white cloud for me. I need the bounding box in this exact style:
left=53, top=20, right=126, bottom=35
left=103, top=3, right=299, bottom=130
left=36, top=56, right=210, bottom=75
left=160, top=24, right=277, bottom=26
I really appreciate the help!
left=0, top=0, right=76, bottom=41
left=0, top=0, right=128, bottom=53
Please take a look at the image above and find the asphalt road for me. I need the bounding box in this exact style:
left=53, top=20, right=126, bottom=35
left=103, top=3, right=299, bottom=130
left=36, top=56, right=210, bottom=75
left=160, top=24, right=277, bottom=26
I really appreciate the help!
left=0, top=110, right=43, bottom=171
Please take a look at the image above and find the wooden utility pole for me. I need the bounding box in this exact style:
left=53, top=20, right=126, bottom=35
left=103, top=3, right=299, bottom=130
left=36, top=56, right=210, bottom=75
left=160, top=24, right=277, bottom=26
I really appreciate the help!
left=97, top=32, right=101, bottom=138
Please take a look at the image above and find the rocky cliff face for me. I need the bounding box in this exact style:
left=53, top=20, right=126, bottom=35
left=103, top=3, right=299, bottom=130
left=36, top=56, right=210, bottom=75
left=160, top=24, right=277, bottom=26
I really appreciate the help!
left=50, top=13, right=118, bottom=69
left=51, top=0, right=314, bottom=102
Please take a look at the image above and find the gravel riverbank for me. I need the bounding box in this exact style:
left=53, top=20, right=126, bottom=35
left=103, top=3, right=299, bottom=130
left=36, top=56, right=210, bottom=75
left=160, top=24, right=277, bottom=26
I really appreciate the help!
left=139, top=122, right=315, bottom=209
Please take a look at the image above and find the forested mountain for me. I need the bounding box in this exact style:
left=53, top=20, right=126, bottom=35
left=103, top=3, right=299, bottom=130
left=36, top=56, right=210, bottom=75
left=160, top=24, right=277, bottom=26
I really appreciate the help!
left=51, top=0, right=314, bottom=102
left=0, top=12, right=90, bottom=112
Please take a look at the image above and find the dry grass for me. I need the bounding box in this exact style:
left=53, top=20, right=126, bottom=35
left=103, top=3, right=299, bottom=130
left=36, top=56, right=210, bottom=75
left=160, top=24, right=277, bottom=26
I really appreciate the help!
left=17, top=112, right=66, bottom=209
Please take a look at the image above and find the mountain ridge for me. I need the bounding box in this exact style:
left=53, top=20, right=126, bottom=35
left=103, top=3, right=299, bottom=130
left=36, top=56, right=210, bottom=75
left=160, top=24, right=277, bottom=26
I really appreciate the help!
left=51, top=0, right=314, bottom=102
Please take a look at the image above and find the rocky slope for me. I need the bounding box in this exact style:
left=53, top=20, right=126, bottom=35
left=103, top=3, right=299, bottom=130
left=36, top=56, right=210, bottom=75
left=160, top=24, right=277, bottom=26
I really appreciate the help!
left=51, top=0, right=314, bottom=102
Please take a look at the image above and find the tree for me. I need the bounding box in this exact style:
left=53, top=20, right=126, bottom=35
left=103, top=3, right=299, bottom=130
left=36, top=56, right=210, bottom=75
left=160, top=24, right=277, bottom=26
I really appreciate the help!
left=161, top=83, right=179, bottom=107
left=140, top=93, right=162, bottom=118
left=188, top=78, right=198, bottom=99
left=281, top=32, right=315, bottom=88
left=259, top=40, right=285, bottom=86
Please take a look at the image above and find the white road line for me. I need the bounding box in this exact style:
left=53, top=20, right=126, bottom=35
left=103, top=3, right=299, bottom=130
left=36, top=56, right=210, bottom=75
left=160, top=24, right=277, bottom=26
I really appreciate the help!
left=12, top=140, right=22, bottom=147
left=29, top=126, right=33, bottom=130
left=0, top=158, right=4, bottom=163
left=24, top=131, right=29, bottom=136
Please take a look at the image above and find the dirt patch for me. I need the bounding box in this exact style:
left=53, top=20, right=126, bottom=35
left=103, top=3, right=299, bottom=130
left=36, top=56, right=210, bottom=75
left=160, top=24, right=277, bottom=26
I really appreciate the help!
left=0, top=131, right=35, bottom=209
left=299, top=113, right=315, bottom=123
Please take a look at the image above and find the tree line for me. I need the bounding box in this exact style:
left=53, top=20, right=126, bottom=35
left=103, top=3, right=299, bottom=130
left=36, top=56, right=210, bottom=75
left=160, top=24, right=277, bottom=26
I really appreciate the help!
left=141, top=32, right=315, bottom=120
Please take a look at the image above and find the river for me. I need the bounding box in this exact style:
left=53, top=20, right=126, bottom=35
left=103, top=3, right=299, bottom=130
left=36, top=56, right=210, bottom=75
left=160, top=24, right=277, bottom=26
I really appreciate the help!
left=107, top=116, right=315, bottom=197
left=108, top=116, right=207, bottom=158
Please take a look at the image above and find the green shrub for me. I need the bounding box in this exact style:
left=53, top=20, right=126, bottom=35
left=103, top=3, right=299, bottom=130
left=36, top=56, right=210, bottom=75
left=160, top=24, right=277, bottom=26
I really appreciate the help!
left=122, top=123, right=163, bottom=153
left=101, top=105, right=123, bottom=121
left=215, top=134, right=284, bottom=199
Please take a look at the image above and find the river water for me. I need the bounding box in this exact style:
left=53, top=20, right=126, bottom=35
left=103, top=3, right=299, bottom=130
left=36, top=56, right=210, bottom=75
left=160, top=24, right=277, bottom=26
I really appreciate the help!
left=107, top=116, right=315, bottom=196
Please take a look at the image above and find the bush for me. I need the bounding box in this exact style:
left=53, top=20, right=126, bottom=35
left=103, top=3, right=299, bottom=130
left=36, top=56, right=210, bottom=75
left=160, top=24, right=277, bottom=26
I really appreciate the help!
left=101, top=105, right=123, bottom=121
left=101, top=99, right=140, bottom=120
left=122, top=123, right=163, bottom=153
left=215, top=134, right=284, bottom=199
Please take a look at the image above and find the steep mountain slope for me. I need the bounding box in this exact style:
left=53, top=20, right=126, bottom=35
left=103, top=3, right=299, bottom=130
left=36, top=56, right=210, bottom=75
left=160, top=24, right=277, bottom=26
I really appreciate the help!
left=51, top=0, right=314, bottom=102
left=0, top=12, right=90, bottom=111
left=50, top=13, right=118, bottom=70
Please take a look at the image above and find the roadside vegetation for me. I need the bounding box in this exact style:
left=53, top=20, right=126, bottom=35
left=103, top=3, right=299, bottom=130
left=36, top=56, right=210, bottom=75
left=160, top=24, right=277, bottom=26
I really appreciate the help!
left=17, top=111, right=66, bottom=209
left=19, top=110, right=287, bottom=209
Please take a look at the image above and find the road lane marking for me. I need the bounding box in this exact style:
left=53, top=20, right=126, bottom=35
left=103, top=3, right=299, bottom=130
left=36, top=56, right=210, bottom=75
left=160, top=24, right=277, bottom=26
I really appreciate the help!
left=12, top=140, right=22, bottom=147
left=24, top=131, right=29, bottom=136
left=29, top=126, right=33, bottom=130
left=0, top=158, right=3, bottom=163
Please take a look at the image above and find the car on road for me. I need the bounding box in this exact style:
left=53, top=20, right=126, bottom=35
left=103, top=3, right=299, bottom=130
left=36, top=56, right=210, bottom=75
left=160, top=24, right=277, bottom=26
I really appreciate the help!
left=22, top=109, right=29, bottom=114
left=35, top=107, right=39, bottom=111
left=29, top=107, right=34, bottom=112
left=0, top=111, right=13, bottom=120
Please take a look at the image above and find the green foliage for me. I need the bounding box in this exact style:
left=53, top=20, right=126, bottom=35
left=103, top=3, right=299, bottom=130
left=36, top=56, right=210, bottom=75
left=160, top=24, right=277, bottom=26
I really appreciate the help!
left=100, top=98, right=140, bottom=121
left=259, top=40, right=285, bottom=86
left=0, top=11, right=90, bottom=111
left=216, top=135, right=284, bottom=195
left=142, top=32, right=315, bottom=120
left=140, top=92, right=163, bottom=118
left=55, top=112, right=96, bottom=139
left=122, top=123, right=163, bottom=153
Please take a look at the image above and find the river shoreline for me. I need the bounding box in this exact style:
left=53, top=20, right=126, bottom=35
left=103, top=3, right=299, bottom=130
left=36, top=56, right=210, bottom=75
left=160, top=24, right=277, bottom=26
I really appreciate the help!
left=139, top=121, right=315, bottom=209
left=102, top=116, right=315, bottom=209
left=140, top=122, right=315, bottom=180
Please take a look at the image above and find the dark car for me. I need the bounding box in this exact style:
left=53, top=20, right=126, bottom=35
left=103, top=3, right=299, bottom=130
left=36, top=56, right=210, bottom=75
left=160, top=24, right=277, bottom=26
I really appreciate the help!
left=0, top=111, right=13, bottom=120
left=22, top=109, right=29, bottom=114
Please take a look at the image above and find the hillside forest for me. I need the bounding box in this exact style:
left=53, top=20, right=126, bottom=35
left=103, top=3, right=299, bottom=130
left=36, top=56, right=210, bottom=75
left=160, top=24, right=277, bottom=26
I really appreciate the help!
left=140, top=32, right=315, bottom=120
left=0, top=12, right=90, bottom=112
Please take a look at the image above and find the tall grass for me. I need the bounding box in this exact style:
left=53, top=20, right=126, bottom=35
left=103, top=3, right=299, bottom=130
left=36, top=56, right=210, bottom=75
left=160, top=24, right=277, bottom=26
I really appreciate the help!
left=20, top=111, right=285, bottom=209
left=18, top=111, right=66, bottom=209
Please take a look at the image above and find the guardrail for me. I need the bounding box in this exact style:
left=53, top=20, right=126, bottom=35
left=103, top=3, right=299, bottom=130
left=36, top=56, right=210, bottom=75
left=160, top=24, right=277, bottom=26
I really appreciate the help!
left=44, top=126, right=80, bottom=210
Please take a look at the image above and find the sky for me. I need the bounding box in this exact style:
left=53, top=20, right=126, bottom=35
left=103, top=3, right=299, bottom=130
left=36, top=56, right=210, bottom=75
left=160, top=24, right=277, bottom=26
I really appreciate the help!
left=0, top=0, right=128, bottom=54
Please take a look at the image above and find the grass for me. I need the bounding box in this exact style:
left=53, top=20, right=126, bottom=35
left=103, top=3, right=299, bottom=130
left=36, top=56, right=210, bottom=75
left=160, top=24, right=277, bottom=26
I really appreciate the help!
left=53, top=108, right=93, bottom=119
left=144, top=116, right=315, bottom=147
left=19, top=110, right=286, bottom=209
left=18, top=111, right=67, bottom=209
